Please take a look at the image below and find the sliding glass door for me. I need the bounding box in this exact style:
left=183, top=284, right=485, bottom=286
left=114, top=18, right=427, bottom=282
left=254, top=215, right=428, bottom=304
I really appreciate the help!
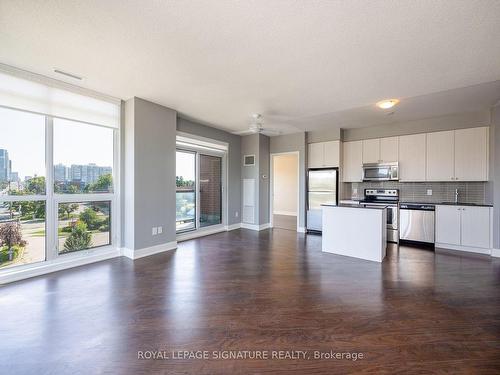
left=176, top=150, right=223, bottom=233
left=176, top=151, right=196, bottom=232
left=199, top=154, right=222, bottom=228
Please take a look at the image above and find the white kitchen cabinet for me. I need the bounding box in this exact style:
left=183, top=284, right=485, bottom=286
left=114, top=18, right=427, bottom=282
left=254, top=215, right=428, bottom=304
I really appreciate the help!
left=362, top=137, right=398, bottom=164
left=342, top=141, right=363, bottom=182
left=436, top=205, right=492, bottom=252
left=460, top=206, right=491, bottom=249
left=398, top=133, right=426, bottom=181
left=362, top=139, right=380, bottom=164
left=454, top=127, right=489, bottom=181
left=308, top=141, right=339, bottom=168
left=436, top=205, right=461, bottom=245
left=426, top=130, right=454, bottom=181
left=308, top=142, right=324, bottom=168
left=323, top=140, right=340, bottom=167
left=380, top=137, right=399, bottom=163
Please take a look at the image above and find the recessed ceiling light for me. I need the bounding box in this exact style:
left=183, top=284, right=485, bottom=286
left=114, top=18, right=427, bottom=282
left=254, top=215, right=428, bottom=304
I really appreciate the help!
left=376, top=99, right=399, bottom=109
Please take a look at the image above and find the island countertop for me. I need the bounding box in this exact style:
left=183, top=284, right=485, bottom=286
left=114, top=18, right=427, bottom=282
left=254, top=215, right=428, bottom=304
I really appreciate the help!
left=322, top=203, right=388, bottom=210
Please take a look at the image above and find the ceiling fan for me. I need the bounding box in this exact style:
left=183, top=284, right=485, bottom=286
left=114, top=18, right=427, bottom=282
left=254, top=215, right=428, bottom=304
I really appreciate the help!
left=233, top=114, right=282, bottom=136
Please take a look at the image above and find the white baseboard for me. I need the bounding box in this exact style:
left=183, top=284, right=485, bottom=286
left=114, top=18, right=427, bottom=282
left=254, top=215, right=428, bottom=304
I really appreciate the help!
left=297, top=226, right=306, bottom=233
left=435, top=243, right=491, bottom=256
left=122, top=241, right=177, bottom=260
left=225, top=223, right=241, bottom=231
left=241, top=222, right=271, bottom=231
left=491, top=248, right=500, bottom=258
left=273, top=211, right=297, bottom=216
left=0, top=247, right=121, bottom=284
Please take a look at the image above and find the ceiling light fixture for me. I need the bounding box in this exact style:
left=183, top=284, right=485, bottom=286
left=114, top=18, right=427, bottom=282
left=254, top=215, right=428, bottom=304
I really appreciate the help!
left=53, top=69, right=83, bottom=80
left=376, top=99, right=399, bottom=109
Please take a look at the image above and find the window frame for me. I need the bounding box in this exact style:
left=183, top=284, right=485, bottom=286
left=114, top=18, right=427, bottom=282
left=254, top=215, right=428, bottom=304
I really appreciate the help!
left=0, top=106, right=120, bottom=271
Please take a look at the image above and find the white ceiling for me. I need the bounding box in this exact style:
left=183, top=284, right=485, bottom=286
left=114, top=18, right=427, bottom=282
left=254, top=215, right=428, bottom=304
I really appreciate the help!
left=1, top=0, right=500, bottom=134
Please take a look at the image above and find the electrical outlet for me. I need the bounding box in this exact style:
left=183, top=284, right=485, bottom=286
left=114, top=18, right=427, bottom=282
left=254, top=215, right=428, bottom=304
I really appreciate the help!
left=235, top=211, right=239, bottom=217
left=152, top=227, right=158, bottom=236
left=426, top=189, right=432, bottom=196
left=157, top=226, right=162, bottom=234
left=353, top=188, right=358, bottom=195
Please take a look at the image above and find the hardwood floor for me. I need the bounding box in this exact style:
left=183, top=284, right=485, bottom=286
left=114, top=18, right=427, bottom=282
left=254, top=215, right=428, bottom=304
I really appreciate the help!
left=272, top=214, right=297, bottom=231
left=1, top=228, right=500, bottom=374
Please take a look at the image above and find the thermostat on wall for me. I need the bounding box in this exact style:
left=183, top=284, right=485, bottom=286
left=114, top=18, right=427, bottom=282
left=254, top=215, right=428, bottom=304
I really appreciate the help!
left=243, top=154, right=255, bottom=166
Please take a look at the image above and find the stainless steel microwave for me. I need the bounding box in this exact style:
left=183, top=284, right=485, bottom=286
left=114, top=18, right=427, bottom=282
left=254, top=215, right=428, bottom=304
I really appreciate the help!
left=362, top=162, right=399, bottom=181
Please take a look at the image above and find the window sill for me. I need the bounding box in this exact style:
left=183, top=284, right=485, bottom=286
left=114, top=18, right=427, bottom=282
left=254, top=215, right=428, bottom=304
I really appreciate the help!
left=0, top=245, right=121, bottom=284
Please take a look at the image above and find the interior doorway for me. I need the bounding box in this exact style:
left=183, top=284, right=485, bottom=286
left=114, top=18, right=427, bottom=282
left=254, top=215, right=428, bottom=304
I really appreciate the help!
left=270, top=152, right=299, bottom=231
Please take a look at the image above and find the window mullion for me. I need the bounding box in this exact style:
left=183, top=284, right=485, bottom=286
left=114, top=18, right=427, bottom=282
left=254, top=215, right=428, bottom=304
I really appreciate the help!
left=45, top=116, right=56, bottom=261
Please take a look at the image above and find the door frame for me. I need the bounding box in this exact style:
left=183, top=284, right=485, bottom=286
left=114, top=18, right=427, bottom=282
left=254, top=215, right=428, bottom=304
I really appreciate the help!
left=175, top=145, right=228, bottom=236
left=269, top=151, right=300, bottom=231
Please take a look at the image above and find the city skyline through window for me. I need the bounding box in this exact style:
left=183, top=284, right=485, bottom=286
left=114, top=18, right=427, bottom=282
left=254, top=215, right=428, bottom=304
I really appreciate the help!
left=0, top=108, right=114, bottom=183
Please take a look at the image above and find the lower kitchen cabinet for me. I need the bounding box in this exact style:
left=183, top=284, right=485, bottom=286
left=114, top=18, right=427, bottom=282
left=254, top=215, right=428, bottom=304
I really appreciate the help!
left=460, top=206, right=491, bottom=249
left=435, top=205, right=461, bottom=245
left=436, top=205, right=492, bottom=253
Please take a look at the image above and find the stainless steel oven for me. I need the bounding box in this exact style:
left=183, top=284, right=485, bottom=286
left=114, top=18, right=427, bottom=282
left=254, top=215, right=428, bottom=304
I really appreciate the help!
left=361, top=189, right=399, bottom=243
left=362, top=162, right=399, bottom=181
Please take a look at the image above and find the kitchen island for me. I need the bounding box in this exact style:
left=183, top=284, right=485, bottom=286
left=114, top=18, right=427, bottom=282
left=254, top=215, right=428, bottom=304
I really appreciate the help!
left=321, top=204, right=387, bottom=262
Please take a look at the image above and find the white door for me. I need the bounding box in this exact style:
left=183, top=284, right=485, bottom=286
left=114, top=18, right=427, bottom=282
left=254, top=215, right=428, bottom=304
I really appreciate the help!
left=454, top=127, right=489, bottom=181
left=426, top=130, right=454, bottom=181
left=308, top=142, right=324, bottom=168
left=380, top=137, right=399, bottom=163
left=323, top=140, right=340, bottom=167
left=460, top=206, right=490, bottom=248
left=435, top=205, right=461, bottom=245
left=399, top=133, right=426, bottom=181
left=362, top=138, right=380, bottom=164
left=342, top=141, right=363, bottom=182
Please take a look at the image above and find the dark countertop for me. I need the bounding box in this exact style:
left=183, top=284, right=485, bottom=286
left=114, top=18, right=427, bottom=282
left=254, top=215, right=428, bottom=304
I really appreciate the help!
left=399, top=201, right=493, bottom=207
left=322, top=203, right=387, bottom=210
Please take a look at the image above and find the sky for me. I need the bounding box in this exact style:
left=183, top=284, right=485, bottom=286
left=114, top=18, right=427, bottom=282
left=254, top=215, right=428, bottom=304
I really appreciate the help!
left=0, top=107, right=113, bottom=180
left=176, top=150, right=195, bottom=180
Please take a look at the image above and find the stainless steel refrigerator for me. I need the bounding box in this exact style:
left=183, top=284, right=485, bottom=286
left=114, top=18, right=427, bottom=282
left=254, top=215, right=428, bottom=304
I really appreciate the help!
left=306, top=168, right=338, bottom=232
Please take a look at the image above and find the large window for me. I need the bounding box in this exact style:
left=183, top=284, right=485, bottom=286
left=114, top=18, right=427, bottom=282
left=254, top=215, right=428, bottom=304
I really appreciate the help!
left=0, top=72, right=119, bottom=271
left=176, top=143, right=224, bottom=234
left=58, top=201, right=111, bottom=253
left=54, top=119, right=114, bottom=194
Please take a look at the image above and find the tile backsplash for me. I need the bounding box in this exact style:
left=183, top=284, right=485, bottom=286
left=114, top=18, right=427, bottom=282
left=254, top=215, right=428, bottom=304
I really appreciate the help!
left=344, top=181, right=492, bottom=205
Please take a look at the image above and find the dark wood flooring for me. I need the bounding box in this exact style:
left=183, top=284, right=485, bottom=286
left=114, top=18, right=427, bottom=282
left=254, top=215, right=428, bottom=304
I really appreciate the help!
left=1, top=229, right=500, bottom=374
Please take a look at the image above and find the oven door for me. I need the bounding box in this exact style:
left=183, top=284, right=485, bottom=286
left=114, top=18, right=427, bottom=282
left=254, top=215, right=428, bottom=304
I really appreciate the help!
left=386, top=205, right=398, bottom=230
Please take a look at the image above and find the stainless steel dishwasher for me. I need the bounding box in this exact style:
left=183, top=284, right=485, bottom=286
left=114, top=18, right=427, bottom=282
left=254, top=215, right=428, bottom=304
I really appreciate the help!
left=399, top=204, right=435, bottom=244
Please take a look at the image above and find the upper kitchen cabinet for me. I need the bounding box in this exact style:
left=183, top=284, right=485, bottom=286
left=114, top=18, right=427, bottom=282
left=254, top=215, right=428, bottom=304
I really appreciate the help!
left=308, top=142, right=324, bottom=168
left=426, top=130, right=454, bottom=181
left=454, top=127, right=489, bottom=181
left=426, top=127, right=489, bottom=182
left=362, top=137, right=398, bottom=164
left=398, top=133, right=426, bottom=181
left=323, top=141, right=340, bottom=167
left=362, top=139, right=380, bottom=164
left=342, top=141, right=363, bottom=182
left=380, top=137, right=399, bottom=162
left=308, top=140, right=339, bottom=168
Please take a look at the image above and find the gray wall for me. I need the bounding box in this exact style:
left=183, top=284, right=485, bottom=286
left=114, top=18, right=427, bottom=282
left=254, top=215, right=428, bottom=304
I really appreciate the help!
left=177, top=117, right=242, bottom=225
left=124, top=97, right=177, bottom=251
left=259, top=134, right=270, bottom=224
left=241, top=134, right=260, bottom=224
left=269, top=132, right=307, bottom=228
left=307, top=128, right=342, bottom=143
left=342, top=110, right=490, bottom=141
left=491, top=106, right=500, bottom=249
